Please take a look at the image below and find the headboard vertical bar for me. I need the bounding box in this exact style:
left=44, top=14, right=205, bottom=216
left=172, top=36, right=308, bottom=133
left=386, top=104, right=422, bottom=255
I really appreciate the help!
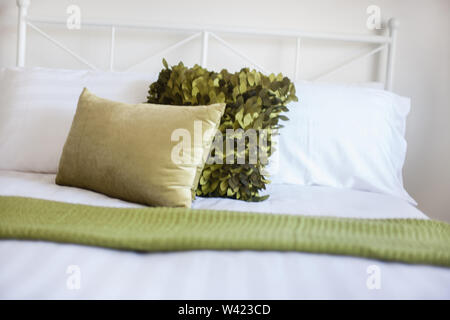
left=385, top=18, right=399, bottom=91
left=201, top=31, right=209, bottom=68
left=109, top=26, right=116, bottom=72
left=16, top=0, right=30, bottom=67
left=294, top=37, right=301, bottom=81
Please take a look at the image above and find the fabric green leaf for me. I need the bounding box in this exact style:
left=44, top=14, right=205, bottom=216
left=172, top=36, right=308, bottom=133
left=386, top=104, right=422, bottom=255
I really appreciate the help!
left=162, top=58, right=169, bottom=69
left=243, top=113, right=252, bottom=128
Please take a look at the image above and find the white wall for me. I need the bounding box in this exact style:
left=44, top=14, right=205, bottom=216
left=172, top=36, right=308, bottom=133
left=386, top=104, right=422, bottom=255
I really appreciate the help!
left=1, top=0, right=449, bottom=222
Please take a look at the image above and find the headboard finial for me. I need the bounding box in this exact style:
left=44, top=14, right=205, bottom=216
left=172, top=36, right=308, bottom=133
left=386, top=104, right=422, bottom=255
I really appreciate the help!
left=388, top=18, right=400, bottom=31
left=17, top=0, right=31, bottom=8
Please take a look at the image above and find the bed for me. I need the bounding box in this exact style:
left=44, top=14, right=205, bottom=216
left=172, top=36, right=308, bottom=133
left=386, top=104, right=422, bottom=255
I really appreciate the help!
left=1, top=170, right=449, bottom=300
left=1, top=1, right=449, bottom=300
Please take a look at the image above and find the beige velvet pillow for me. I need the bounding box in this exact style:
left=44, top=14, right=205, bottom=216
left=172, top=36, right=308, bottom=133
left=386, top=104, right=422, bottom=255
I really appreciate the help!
left=56, top=88, right=225, bottom=207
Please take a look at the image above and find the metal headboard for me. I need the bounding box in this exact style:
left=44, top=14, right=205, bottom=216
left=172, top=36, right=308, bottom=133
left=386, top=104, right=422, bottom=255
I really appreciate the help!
left=15, top=0, right=399, bottom=90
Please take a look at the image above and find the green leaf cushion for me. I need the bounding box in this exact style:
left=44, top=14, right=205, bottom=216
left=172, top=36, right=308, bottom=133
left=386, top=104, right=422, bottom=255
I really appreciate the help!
left=147, top=60, right=298, bottom=201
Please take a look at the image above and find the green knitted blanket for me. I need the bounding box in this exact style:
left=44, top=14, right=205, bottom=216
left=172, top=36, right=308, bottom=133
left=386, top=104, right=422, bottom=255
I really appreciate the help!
left=0, top=196, right=449, bottom=267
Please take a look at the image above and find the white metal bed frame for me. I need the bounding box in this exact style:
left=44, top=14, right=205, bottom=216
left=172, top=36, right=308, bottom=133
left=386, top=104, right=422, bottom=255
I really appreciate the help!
left=15, top=0, right=399, bottom=90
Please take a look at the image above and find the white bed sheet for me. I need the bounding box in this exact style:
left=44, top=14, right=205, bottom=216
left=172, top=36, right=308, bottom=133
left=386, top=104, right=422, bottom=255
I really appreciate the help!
left=0, top=170, right=449, bottom=299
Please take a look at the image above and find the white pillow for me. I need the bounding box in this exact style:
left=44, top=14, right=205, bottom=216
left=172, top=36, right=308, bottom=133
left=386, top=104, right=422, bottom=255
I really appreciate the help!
left=268, top=82, right=416, bottom=204
left=0, top=67, right=156, bottom=173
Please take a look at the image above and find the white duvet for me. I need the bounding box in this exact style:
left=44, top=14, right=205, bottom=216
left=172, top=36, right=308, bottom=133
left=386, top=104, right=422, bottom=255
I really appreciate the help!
left=0, top=170, right=449, bottom=299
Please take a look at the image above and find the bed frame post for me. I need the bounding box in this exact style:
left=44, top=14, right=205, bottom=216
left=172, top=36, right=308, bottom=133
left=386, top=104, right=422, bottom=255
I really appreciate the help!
left=16, top=0, right=30, bottom=67
left=201, top=31, right=209, bottom=68
left=385, top=18, right=399, bottom=91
